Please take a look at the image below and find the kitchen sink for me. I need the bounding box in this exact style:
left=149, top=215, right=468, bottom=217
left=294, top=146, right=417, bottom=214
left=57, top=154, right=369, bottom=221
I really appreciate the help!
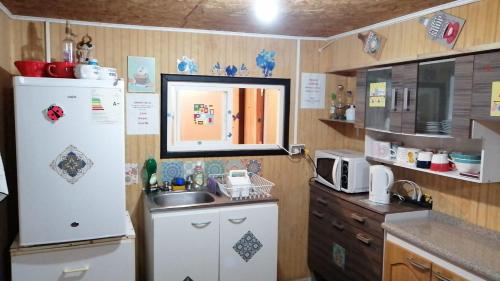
left=147, top=191, right=215, bottom=211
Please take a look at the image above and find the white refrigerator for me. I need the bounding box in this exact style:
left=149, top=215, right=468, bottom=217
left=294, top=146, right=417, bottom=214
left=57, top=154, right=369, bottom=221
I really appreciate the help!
left=14, top=77, right=126, bottom=246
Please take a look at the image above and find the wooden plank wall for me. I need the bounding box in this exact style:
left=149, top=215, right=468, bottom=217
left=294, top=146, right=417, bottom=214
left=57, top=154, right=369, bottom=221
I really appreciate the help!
left=0, top=23, right=362, bottom=281
left=319, top=0, right=500, bottom=232
left=324, top=0, right=500, bottom=72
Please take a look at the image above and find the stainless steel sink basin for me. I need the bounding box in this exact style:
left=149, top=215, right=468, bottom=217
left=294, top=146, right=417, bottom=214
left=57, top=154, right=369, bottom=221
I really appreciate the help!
left=147, top=191, right=215, bottom=211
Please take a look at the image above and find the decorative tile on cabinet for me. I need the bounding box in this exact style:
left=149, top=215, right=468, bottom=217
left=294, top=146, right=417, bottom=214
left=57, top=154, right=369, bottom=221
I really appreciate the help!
left=233, top=230, right=263, bottom=262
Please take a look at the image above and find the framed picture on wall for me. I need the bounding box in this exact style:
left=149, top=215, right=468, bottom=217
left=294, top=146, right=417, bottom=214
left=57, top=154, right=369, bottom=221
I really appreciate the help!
left=128, top=56, right=156, bottom=93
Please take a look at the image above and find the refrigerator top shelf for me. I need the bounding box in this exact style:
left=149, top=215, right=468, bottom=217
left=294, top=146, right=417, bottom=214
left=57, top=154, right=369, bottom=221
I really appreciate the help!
left=14, top=76, right=124, bottom=88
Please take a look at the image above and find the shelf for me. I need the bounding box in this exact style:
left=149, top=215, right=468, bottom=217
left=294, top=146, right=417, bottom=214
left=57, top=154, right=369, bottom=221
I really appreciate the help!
left=319, top=118, right=355, bottom=125
left=366, top=156, right=481, bottom=183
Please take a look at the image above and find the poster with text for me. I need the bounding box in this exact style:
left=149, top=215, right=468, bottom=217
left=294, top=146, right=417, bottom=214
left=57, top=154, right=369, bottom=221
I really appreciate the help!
left=491, top=81, right=500, bottom=117
left=300, top=73, right=326, bottom=109
left=126, top=93, right=159, bottom=135
left=369, top=82, right=387, bottom=107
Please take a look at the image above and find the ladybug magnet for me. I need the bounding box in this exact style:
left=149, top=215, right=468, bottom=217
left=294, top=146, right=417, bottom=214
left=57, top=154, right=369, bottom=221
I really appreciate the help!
left=46, top=105, right=64, bottom=122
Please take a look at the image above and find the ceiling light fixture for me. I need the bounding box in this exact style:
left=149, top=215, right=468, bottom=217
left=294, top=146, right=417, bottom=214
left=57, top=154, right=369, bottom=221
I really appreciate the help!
left=254, top=0, right=279, bottom=24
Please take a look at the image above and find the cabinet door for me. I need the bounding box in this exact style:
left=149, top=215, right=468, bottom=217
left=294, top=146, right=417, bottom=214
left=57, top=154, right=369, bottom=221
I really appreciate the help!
left=432, top=263, right=468, bottom=281
left=452, top=56, right=474, bottom=138
left=384, top=241, right=432, bottom=281
left=471, top=51, right=500, bottom=120
left=393, top=63, right=418, bottom=134
left=365, top=68, right=393, bottom=131
left=152, top=209, right=219, bottom=281
left=219, top=203, right=278, bottom=281
left=355, top=70, right=367, bottom=128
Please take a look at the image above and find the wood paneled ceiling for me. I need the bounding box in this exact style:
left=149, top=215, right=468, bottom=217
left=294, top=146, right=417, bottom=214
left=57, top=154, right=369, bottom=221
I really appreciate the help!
left=2, top=0, right=453, bottom=37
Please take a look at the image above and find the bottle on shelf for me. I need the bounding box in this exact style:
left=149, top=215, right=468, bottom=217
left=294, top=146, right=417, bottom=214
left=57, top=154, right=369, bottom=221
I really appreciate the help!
left=62, top=21, right=76, bottom=63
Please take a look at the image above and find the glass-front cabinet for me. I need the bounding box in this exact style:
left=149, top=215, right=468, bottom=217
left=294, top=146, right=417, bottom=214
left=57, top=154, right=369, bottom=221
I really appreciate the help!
left=416, top=59, right=455, bottom=135
left=364, top=67, right=392, bottom=131
left=361, top=60, right=457, bottom=136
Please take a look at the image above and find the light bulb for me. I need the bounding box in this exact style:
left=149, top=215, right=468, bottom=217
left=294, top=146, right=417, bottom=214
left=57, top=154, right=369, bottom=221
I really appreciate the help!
left=254, top=0, right=279, bottom=24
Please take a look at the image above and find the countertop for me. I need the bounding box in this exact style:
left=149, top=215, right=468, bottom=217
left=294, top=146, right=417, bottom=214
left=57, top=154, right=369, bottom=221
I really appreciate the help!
left=144, top=189, right=278, bottom=212
left=382, top=211, right=500, bottom=281
left=310, top=181, right=427, bottom=215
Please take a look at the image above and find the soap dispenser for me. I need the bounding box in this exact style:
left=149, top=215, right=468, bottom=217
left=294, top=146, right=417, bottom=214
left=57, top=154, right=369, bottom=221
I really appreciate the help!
left=192, top=161, right=205, bottom=190
left=345, top=105, right=356, bottom=121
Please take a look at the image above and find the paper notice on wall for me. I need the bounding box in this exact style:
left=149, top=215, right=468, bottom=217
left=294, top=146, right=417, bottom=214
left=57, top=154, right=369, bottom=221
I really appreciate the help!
left=491, top=81, right=500, bottom=117
left=91, top=89, right=122, bottom=124
left=369, top=82, right=387, bottom=107
left=126, top=93, right=160, bottom=135
left=300, top=73, right=326, bottom=109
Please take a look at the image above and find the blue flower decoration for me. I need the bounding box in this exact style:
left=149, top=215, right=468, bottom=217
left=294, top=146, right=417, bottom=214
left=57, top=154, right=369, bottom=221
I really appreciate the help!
left=225, top=65, right=238, bottom=77
left=212, top=62, right=222, bottom=75
left=256, top=49, right=276, bottom=77
left=177, top=56, right=198, bottom=74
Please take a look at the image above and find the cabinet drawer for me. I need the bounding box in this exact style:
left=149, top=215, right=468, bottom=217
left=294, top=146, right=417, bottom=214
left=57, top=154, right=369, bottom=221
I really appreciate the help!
left=311, top=185, right=384, bottom=239
left=11, top=239, right=135, bottom=281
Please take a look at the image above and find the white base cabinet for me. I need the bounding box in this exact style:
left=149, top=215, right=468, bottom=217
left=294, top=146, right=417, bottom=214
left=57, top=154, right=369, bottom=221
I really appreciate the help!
left=219, top=204, right=278, bottom=281
left=145, top=202, right=278, bottom=281
left=11, top=213, right=135, bottom=281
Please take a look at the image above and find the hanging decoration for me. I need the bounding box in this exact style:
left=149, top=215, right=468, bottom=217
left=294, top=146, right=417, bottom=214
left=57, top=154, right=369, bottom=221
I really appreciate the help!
left=256, top=49, right=276, bottom=77
left=211, top=62, right=222, bottom=75
left=177, top=56, right=198, bottom=74
left=357, top=30, right=386, bottom=59
left=225, top=65, right=238, bottom=77
left=419, top=11, right=465, bottom=49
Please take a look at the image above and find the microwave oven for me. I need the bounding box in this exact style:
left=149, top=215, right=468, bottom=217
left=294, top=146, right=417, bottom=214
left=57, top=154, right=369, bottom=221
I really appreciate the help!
left=314, top=149, right=370, bottom=193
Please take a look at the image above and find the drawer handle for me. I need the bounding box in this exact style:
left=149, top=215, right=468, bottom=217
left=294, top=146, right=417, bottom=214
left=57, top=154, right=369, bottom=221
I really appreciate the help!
left=351, top=213, right=366, bottom=223
left=332, top=220, right=344, bottom=231
left=433, top=272, right=453, bottom=281
left=228, top=217, right=247, bottom=224
left=312, top=211, right=324, bottom=219
left=355, top=233, right=372, bottom=245
left=63, top=265, right=90, bottom=273
left=406, top=257, right=430, bottom=271
left=191, top=221, right=212, bottom=229
left=316, top=198, right=328, bottom=206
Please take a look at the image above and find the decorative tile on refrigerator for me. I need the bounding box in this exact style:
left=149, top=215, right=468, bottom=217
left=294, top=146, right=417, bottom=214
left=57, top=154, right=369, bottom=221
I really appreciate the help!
left=50, top=145, right=94, bottom=184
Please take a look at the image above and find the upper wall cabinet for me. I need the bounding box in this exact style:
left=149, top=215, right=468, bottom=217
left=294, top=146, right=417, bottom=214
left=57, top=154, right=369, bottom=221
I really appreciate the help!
left=355, top=55, right=479, bottom=138
left=471, top=51, right=500, bottom=121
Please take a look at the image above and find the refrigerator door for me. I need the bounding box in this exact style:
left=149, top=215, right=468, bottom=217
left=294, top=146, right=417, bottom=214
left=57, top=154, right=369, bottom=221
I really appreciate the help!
left=14, top=77, right=126, bottom=246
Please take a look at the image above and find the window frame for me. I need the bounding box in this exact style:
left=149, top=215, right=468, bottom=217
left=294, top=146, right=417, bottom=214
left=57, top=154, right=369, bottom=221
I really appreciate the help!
left=161, top=74, right=290, bottom=158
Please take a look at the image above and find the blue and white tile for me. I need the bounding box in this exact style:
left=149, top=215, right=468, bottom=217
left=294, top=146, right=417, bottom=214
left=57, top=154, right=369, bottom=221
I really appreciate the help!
left=161, top=161, right=185, bottom=183
left=224, top=159, right=245, bottom=172
left=205, top=160, right=225, bottom=176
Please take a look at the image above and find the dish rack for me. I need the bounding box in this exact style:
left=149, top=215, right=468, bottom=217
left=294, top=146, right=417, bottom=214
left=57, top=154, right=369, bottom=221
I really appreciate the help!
left=208, top=173, right=275, bottom=200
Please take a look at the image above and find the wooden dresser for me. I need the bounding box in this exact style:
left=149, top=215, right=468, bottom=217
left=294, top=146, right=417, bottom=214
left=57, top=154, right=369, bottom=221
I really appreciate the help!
left=308, top=182, right=424, bottom=281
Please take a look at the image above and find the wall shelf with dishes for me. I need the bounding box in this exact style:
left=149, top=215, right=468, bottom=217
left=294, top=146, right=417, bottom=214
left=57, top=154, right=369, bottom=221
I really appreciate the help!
left=364, top=121, right=500, bottom=184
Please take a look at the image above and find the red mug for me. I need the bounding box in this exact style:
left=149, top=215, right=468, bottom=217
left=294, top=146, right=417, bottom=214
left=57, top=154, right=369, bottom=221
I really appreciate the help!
left=46, top=61, right=75, bottom=78
left=14, top=61, right=47, bottom=77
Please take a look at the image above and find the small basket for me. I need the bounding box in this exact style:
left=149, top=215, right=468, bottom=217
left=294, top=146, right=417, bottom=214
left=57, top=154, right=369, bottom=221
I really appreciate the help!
left=209, top=173, right=274, bottom=200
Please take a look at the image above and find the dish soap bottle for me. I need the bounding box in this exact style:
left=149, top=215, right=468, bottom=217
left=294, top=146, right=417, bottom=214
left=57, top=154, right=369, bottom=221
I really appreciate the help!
left=144, top=157, right=157, bottom=189
left=62, top=21, right=76, bottom=63
left=345, top=105, right=356, bottom=121
left=192, top=161, right=205, bottom=190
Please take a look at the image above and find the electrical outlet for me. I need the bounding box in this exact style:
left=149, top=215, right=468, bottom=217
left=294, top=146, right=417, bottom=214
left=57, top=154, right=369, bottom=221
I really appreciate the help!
left=289, top=144, right=305, bottom=155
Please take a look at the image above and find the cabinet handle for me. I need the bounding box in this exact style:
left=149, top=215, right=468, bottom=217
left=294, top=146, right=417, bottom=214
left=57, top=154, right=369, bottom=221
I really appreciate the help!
left=228, top=217, right=247, bottom=224
left=191, top=221, right=212, bottom=229
left=317, top=198, right=327, bottom=206
left=332, top=220, right=344, bottom=231
left=351, top=213, right=366, bottom=223
left=312, top=211, right=324, bottom=219
left=63, top=265, right=90, bottom=273
left=406, top=257, right=431, bottom=271
left=403, top=88, right=409, bottom=111
left=355, top=233, right=372, bottom=245
left=391, top=88, right=397, bottom=111
left=433, top=272, right=453, bottom=281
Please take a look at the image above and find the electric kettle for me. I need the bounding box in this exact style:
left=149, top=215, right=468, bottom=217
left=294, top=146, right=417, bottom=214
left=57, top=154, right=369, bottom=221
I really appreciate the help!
left=369, top=165, right=394, bottom=204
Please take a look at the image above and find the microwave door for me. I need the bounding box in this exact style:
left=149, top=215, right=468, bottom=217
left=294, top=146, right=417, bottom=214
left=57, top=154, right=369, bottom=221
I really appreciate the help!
left=315, top=157, right=339, bottom=190
left=331, top=159, right=340, bottom=190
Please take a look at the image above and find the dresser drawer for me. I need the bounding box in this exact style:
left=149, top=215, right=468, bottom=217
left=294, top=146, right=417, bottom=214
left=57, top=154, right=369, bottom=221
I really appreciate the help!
left=310, top=184, right=384, bottom=239
left=11, top=238, right=135, bottom=281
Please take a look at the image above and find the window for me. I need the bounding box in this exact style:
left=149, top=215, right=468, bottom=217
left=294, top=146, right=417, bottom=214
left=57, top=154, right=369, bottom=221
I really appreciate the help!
left=161, top=74, right=290, bottom=158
